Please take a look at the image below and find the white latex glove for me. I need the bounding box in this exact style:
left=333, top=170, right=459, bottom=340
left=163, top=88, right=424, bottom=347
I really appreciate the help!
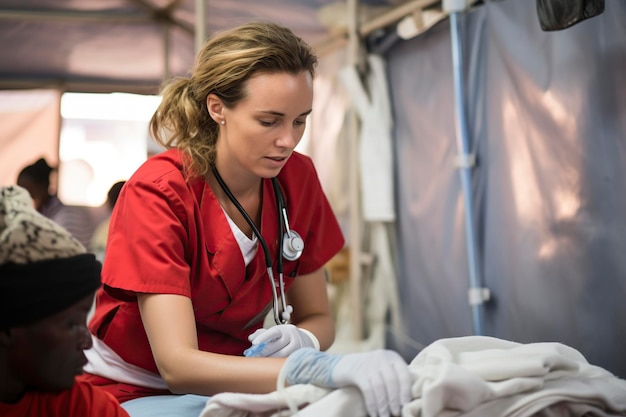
left=245, top=324, right=320, bottom=357
left=282, top=348, right=412, bottom=417
left=333, top=350, right=412, bottom=417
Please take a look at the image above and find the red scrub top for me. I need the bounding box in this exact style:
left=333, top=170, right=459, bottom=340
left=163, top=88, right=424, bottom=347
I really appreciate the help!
left=0, top=380, right=130, bottom=417
left=88, top=149, right=344, bottom=375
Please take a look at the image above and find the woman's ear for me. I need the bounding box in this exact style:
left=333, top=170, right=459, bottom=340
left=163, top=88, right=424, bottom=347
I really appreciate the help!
left=206, top=94, right=224, bottom=124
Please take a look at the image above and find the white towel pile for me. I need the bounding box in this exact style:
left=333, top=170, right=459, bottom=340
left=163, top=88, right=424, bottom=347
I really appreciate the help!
left=404, top=336, right=626, bottom=417
left=199, top=336, right=626, bottom=417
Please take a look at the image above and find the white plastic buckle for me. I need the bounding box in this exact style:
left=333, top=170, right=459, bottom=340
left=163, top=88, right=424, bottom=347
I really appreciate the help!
left=454, top=153, right=476, bottom=168
left=443, top=0, right=470, bottom=12
left=468, top=287, right=490, bottom=306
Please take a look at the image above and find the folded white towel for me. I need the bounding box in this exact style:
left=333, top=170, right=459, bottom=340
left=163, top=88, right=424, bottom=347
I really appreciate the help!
left=198, top=384, right=331, bottom=417
left=199, top=336, right=626, bottom=417
left=404, top=336, right=626, bottom=417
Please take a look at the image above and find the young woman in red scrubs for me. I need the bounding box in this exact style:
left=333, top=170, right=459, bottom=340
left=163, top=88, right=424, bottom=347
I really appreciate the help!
left=79, top=21, right=412, bottom=417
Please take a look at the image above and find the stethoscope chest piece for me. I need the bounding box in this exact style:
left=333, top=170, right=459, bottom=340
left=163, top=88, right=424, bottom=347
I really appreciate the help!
left=282, top=230, right=304, bottom=261
left=212, top=165, right=304, bottom=325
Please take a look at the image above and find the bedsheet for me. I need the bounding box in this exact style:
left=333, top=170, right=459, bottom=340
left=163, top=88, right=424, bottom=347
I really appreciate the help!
left=199, top=336, right=626, bottom=417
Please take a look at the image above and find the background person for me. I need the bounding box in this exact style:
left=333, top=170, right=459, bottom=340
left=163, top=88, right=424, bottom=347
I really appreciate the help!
left=91, top=180, right=126, bottom=261
left=17, top=157, right=96, bottom=251
left=0, top=185, right=129, bottom=417
left=80, top=21, right=412, bottom=417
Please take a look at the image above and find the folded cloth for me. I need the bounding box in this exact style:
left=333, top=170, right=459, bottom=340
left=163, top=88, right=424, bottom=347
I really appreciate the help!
left=198, top=384, right=331, bottom=417
left=199, top=336, right=626, bottom=417
left=403, top=336, right=626, bottom=417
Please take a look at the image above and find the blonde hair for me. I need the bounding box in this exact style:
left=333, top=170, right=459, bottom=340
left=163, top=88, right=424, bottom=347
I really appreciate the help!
left=149, top=21, right=318, bottom=179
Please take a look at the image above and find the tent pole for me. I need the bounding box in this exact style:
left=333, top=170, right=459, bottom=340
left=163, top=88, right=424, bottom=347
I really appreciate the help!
left=447, top=3, right=488, bottom=336
left=162, top=25, right=171, bottom=80
left=346, top=0, right=364, bottom=342
left=195, top=0, right=207, bottom=53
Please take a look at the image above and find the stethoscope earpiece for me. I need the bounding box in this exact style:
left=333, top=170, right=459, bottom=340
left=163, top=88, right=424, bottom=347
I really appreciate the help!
left=282, top=305, right=293, bottom=322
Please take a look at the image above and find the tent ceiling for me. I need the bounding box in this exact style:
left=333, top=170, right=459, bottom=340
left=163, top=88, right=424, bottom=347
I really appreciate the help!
left=0, top=0, right=428, bottom=94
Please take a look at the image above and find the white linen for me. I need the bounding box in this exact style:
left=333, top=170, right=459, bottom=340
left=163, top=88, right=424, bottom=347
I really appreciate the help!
left=404, top=336, right=626, bottom=417
left=84, top=336, right=168, bottom=390
left=199, top=336, right=626, bottom=417
left=198, top=384, right=332, bottom=417
left=338, top=54, right=395, bottom=222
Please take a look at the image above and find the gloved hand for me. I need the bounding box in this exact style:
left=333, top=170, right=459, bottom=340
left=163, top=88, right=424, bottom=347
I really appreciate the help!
left=245, top=324, right=320, bottom=357
left=282, top=348, right=412, bottom=417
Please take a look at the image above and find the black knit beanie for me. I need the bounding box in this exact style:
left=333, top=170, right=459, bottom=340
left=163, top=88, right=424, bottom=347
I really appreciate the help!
left=0, top=185, right=101, bottom=329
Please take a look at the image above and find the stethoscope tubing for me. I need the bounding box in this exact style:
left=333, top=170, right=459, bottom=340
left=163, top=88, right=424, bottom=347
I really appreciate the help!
left=212, top=166, right=292, bottom=325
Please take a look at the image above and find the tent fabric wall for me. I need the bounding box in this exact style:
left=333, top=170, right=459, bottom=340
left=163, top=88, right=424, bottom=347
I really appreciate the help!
left=0, top=0, right=399, bottom=94
left=0, top=89, right=61, bottom=186
left=388, top=0, right=626, bottom=378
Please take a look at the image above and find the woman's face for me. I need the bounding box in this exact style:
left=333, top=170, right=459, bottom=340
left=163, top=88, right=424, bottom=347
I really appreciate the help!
left=214, top=70, right=314, bottom=181
left=7, top=293, right=94, bottom=394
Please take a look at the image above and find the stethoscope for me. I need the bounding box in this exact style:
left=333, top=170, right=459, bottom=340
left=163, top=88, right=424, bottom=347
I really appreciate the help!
left=212, top=166, right=305, bottom=325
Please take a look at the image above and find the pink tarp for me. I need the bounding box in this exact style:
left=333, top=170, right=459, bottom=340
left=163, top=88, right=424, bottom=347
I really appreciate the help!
left=0, top=89, right=60, bottom=186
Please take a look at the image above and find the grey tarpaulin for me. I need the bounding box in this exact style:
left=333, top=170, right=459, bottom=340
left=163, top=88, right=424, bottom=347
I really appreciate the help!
left=387, top=0, right=626, bottom=378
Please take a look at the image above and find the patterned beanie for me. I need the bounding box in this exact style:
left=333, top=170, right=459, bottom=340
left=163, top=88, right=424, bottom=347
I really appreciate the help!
left=0, top=185, right=101, bottom=329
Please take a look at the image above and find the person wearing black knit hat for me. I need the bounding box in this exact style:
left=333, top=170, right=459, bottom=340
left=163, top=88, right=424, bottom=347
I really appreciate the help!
left=0, top=185, right=129, bottom=417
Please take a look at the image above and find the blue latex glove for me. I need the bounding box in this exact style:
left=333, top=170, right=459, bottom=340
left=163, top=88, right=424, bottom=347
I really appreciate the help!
left=246, top=324, right=319, bottom=357
left=282, top=348, right=412, bottom=417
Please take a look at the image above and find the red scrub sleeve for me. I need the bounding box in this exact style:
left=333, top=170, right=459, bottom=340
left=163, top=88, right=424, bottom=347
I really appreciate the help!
left=102, top=172, right=194, bottom=298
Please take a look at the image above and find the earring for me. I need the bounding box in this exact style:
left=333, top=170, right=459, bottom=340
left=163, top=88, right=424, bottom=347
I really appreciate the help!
left=220, top=120, right=225, bottom=125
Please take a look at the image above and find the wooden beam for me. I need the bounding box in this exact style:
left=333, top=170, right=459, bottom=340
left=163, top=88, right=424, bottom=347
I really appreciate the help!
left=313, top=0, right=441, bottom=55
left=127, top=0, right=194, bottom=35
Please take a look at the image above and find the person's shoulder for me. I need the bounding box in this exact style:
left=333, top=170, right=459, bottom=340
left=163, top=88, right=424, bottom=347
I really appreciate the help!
left=278, top=152, right=325, bottom=197
left=281, top=151, right=316, bottom=177
left=0, top=382, right=129, bottom=417
left=41, top=195, right=66, bottom=217
left=66, top=380, right=130, bottom=416
left=285, top=151, right=314, bottom=167
left=130, top=149, right=185, bottom=185
left=123, top=149, right=202, bottom=206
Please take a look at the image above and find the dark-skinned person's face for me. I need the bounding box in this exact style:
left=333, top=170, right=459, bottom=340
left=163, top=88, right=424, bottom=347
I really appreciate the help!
left=7, top=293, right=94, bottom=392
left=15, top=177, right=47, bottom=211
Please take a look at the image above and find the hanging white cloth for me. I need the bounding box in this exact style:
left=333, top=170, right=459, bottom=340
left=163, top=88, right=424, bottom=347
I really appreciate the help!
left=329, top=54, right=403, bottom=353
left=338, top=54, right=395, bottom=222
left=328, top=54, right=404, bottom=354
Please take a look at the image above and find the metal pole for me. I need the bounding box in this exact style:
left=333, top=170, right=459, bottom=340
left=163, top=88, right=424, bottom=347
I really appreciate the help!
left=162, top=25, right=171, bottom=80
left=449, top=9, right=486, bottom=335
left=195, top=0, right=206, bottom=53
left=346, top=0, right=364, bottom=342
